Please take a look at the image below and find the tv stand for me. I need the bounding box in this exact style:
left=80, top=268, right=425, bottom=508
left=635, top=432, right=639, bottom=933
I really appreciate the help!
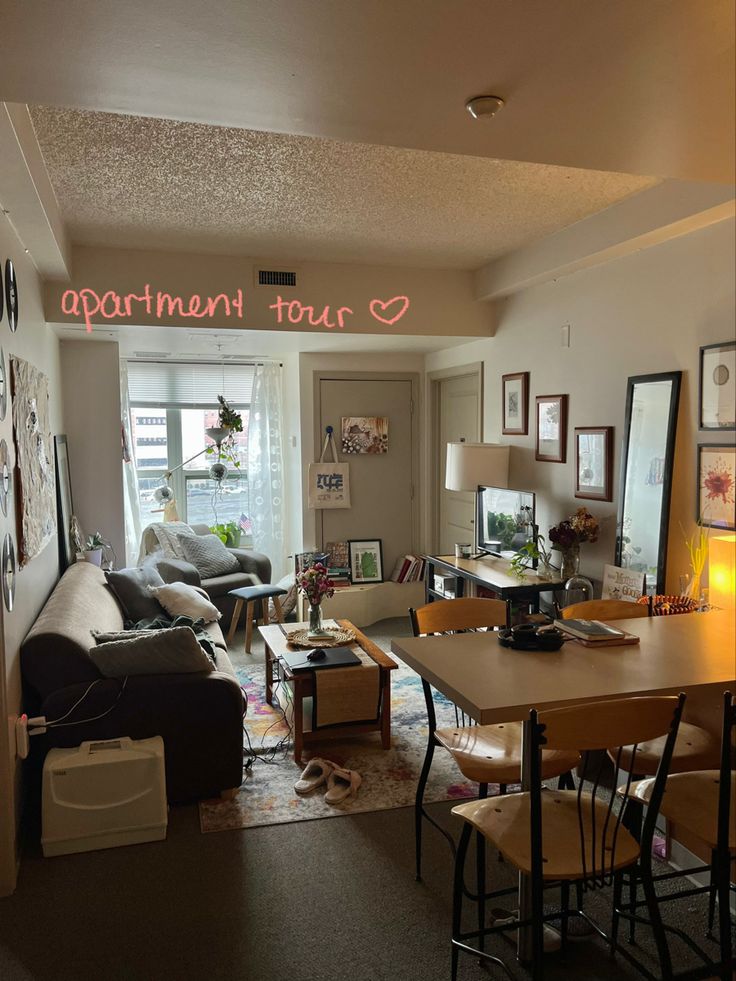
left=424, top=554, right=566, bottom=613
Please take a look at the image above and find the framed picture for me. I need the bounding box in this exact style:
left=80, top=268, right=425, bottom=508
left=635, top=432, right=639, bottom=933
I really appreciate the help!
left=535, top=394, right=568, bottom=463
left=501, top=372, right=529, bottom=435
left=699, top=341, right=735, bottom=430
left=54, top=435, right=75, bottom=570
left=574, top=426, right=613, bottom=501
left=348, top=539, right=383, bottom=583
left=697, top=444, right=736, bottom=530
left=341, top=417, right=389, bottom=454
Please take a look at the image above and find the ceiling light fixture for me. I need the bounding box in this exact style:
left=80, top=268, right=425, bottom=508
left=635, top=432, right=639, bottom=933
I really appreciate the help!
left=465, top=95, right=505, bottom=120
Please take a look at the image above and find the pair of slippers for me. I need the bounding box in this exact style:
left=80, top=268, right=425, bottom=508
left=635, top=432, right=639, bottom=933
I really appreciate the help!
left=294, top=758, right=362, bottom=804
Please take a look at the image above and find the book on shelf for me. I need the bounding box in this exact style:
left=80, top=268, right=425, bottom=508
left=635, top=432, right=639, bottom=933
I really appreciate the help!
left=390, top=554, right=426, bottom=583
left=554, top=618, right=629, bottom=641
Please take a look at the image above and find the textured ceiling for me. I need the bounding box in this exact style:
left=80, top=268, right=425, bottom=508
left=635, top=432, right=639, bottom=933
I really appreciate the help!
left=31, top=106, right=657, bottom=269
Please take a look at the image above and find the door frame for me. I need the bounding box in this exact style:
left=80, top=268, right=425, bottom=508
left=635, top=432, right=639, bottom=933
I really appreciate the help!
left=313, top=370, right=421, bottom=555
left=428, top=362, right=484, bottom=553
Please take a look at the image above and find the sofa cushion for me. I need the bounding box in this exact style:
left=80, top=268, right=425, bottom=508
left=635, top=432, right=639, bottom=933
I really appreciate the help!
left=180, top=533, right=240, bottom=578
left=21, top=563, right=124, bottom=700
left=149, top=582, right=221, bottom=623
left=90, top=626, right=214, bottom=678
left=105, top=566, right=166, bottom=621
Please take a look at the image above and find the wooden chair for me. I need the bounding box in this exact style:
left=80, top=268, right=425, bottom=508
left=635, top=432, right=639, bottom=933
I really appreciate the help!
left=561, top=598, right=650, bottom=621
left=450, top=694, right=685, bottom=981
left=622, top=691, right=735, bottom=980
left=409, top=598, right=580, bottom=882
left=561, top=599, right=720, bottom=777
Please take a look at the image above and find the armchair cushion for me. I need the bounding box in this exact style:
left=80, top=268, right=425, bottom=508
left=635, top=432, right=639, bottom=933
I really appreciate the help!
left=152, top=556, right=202, bottom=588
left=180, top=533, right=240, bottom=578
left=104, top=566, right=166, bottom=621
left=89, top=626, right=214, bottom=677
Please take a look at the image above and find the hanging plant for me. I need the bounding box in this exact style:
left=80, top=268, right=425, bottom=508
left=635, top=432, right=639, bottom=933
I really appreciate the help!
left=217, top=395, right=243, bottom=433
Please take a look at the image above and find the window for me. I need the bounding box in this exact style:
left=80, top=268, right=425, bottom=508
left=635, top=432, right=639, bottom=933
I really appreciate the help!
left=128, top=362, right=255, bottom=540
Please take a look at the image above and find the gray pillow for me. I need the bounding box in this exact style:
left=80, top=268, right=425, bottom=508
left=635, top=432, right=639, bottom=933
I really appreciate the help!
left=89, top=626, right=214, bottom=678
left=179, top=534, right=240, bottom=578
left=105, top=566, right=166, bottom=621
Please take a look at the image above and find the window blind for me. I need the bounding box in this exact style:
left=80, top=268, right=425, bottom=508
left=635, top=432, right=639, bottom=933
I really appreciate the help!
left=127, top=361, right=256, bottom=408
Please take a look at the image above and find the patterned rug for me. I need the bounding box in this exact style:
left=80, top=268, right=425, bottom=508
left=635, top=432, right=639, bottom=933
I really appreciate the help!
left=199, top=641, right=498, bottom=833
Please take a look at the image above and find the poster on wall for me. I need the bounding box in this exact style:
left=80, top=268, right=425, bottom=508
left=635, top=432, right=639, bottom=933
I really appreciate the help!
left=10, top=356, right=56, bottom=566
left=341, top=417, right=389, bottom=454
left=697, top=444, right=736, bottom=530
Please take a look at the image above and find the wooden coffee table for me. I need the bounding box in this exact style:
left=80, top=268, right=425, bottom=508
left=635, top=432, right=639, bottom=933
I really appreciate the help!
left=258, top=618, right=397, bottom=763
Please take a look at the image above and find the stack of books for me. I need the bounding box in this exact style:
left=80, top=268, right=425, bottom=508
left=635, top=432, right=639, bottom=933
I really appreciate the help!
left=554, top=618, right=640, bottom=647
left=390, top=554, right=427, bottom=583
left=324, top=542, right=351, bottom=587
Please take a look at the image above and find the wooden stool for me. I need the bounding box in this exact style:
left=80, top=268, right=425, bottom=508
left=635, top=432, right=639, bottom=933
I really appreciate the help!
left=227, top=584, right=287, bottom=652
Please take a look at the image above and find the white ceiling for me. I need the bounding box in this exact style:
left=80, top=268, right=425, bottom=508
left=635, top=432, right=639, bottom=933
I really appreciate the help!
left=1, top=1, right=733, bottom=183
left=30, top=106, right=657, bottom=268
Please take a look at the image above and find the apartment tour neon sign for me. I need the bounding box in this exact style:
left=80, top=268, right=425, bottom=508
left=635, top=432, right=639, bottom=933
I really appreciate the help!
left=60, top=285, right=410, bottom=333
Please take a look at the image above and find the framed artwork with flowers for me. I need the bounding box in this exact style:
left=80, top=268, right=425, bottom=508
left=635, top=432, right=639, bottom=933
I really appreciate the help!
left=697, top=444, right=735, bottom=530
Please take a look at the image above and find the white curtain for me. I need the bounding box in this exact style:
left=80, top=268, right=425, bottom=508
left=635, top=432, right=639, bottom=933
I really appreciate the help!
left=247, top=362, right=286, bottom=580
left=120, top=360, right=143, bottom=566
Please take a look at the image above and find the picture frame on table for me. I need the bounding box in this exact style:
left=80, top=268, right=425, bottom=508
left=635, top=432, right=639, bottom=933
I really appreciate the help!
left=574, top=426, right=613, bottom=501
left=348, top=539, right=384, bottom=583
left=697, top=444, right=736, bottom=530
left=501, top=371, right=529, bottom=435
left=699, top=341, right=735, bottom=431
left=535, top=394, right=568, bottom=463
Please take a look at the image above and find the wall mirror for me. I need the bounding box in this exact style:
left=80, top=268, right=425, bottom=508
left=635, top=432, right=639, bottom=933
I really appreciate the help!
left=616, top=371, right=681, bottom=594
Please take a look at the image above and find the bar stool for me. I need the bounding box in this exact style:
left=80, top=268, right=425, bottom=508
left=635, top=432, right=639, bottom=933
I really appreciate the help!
left=227, top=584, right=287, bottom=652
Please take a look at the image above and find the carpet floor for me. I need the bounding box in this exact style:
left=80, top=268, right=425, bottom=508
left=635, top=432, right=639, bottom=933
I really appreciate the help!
left=200, top=619, right=487, bottom=832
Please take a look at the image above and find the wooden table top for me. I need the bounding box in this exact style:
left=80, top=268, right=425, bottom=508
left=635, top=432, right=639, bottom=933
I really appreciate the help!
left=260, top=619, right=397, bottom=672
left=391, top=610, right=736, bottom=725
left=428, top=554, right=566, bottom=593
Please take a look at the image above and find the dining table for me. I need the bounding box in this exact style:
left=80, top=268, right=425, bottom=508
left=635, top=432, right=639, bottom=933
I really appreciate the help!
left=391, top=608, right=736, bottom=963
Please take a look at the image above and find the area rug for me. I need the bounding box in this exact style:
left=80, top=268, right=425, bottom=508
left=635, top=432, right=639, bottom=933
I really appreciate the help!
left=199, top=647, right=502, bottom=833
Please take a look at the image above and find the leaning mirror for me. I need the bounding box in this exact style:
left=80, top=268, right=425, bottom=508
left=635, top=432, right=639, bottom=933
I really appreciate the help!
left=616, top=371, right=681, bottom=594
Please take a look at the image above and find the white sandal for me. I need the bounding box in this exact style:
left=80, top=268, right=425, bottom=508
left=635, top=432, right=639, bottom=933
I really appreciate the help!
left=324, top=766, right=362, bottom=805
left=294, top=758, right=334, bottom=795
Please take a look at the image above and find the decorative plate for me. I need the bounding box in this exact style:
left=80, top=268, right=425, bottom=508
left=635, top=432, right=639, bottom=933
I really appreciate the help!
left=0, top=347, right=6, bottom=420
left=286, top=626, right=356, bottom=648
left=2, top=534, right=16, bottom=612
left=5, top=259, right=18, bottom=332
left=0, top=439, right=10, bottom=516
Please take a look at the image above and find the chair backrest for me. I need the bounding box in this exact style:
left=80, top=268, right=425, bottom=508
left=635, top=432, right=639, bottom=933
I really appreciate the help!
left=561, top=598, right=650, bottom=621
left=409, top=597, right=510, bottom=637
left=528, top=694, right=685, bottom=888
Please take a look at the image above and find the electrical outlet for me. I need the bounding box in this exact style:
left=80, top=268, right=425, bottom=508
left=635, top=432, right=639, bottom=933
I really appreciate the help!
left=561, top=324, right=570, bottom=347
left=15, top=715, right=29, bottom=760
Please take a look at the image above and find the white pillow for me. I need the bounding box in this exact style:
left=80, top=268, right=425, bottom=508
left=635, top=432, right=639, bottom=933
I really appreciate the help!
left=153, top=522, right=195, bottom=559
left=148, top=582, right=221, bottom=622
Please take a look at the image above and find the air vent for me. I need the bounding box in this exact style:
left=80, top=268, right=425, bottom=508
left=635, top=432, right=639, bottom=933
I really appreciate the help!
left=257, top=269, right=297, bottom=288
left=133, top=351, right=170, bottom=359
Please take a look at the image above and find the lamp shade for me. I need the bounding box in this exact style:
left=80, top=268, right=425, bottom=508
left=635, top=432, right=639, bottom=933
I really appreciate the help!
left=445, top=442, right=510, bottom=492
left=709, top=533, right=735, bottom=611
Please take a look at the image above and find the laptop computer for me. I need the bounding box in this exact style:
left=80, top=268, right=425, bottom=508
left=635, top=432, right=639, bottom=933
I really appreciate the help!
left=281, top=646, right=361, bottom=673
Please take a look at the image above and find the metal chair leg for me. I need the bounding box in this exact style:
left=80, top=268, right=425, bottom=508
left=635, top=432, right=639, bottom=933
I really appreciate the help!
left=716, top=851, right=732, bottom=980
left=560, top=881, right=570, bottom=950
left=640, top=854, right=673, bottom=980
left=415, top=733, right=436, bottom=881
left=707, top=847, right=718, bottom=939
left=477, top=783, right=488, bottom=955
left=628, top=869, right=638, bottom=944
left=452, top=824, right=472, bottom=981
left=611, top=870, right=623, bottom=958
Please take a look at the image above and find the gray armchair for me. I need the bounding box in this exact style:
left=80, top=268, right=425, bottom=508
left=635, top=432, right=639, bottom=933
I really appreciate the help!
left=147, top=524, right=272, bottom=622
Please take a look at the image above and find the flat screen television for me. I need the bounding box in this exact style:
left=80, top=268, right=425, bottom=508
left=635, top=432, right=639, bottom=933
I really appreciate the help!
left=475, top=485, right=536, bottom=562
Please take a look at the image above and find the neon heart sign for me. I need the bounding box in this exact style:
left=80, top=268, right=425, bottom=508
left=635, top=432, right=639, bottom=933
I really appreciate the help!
left=369, top=296, right=410, bottom=326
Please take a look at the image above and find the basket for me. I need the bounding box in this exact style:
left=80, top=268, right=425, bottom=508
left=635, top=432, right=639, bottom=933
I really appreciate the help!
left=638, top=595, right=698, bottom=616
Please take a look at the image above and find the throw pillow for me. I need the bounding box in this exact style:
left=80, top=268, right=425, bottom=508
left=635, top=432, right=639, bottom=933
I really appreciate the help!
left=105, top=566, right=166, bottom=621
left=179, top=533, right=240, bottom=578
left=148, top=582, right=221, bottom=622
left=89, top=626, right=213, bottom=678
left=153, top=522, right=195, bottom=559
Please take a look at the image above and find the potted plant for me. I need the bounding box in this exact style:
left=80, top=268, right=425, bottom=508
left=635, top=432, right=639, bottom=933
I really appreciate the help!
left=210, top=520, right=241, bottom=548
left=549, top=507, right=599, bottom=579
left=205, top=395, right=244, bottom=473
left=83, top=532, right=108, bottom=567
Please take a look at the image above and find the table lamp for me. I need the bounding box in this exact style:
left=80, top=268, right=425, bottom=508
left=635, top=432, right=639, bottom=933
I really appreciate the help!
left=445, top=443, right=510, bottom=556
left=709, top=532, right=735, bottom=611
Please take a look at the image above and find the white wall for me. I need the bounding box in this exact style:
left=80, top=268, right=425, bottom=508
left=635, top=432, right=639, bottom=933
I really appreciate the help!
left=0, top=214, right=63, bottom=896
left=59, top=340, right=125, bottom=564
left=425, top=218, right=736, bottom=593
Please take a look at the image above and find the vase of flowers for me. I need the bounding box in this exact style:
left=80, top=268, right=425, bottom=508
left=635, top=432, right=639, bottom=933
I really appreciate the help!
left=296, top=562, right=335, bottom=636
left=549, top=507, right=599, bottom=580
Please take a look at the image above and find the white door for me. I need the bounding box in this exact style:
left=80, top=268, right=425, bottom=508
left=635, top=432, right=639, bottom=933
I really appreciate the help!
left=438, top=373, right=480, bottom=554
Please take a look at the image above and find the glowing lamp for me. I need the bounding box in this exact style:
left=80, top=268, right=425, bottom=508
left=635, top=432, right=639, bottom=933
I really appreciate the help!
left=709, top=533, right=736, bottom=611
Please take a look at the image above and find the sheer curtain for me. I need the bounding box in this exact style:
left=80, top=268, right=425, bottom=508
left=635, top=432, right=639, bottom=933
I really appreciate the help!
left=247, top=362, right=286, bottom=580
left=120, top=360, right=143, bottom=566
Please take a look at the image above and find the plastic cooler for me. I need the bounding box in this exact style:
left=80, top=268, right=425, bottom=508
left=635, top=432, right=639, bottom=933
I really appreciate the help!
left=42, top=736, right=167, bottom=856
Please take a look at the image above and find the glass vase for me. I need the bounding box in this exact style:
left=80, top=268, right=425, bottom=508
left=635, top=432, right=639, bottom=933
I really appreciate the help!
left=561, top=545, right=580, bottom=580
left=308, top=602, right=324, bottom=635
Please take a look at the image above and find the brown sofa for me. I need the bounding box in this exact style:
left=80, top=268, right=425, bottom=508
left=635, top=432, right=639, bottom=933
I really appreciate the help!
left=21, top=562, right=244, bottom=803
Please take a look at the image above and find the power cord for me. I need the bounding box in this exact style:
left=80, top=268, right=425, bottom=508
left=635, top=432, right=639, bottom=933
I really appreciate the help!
left=28, top=677, right=129, bottom=735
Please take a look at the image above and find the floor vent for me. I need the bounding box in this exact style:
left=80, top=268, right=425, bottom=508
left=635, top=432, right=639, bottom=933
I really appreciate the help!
left=257, top=269, right=297, bottom=288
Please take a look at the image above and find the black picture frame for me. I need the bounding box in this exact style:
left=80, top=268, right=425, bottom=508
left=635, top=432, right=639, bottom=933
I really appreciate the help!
left=348, top=539, right=384, bottom=583
left=54, top=435, right=75, bottom=570
left=699, top=341, right=736, bottom=431
left=697, top=444, right=736, bottom=530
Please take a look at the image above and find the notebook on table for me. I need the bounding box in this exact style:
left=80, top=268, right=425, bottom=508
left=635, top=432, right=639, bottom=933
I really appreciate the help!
left=554, top=618, right=640, bottom=647
left=281, top=647, right=361, bottom=673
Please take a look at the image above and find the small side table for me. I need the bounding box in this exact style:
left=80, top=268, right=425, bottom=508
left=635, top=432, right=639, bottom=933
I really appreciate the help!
left=227, top=584, right=287, bottom=652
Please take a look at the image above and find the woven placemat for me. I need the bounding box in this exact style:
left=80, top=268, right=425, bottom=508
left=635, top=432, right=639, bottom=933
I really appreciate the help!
left=286, top=626, right=356, bottom=648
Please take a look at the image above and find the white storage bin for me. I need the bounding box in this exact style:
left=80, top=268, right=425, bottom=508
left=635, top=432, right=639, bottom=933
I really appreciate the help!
left=42, top=736, right=167, bottom=857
